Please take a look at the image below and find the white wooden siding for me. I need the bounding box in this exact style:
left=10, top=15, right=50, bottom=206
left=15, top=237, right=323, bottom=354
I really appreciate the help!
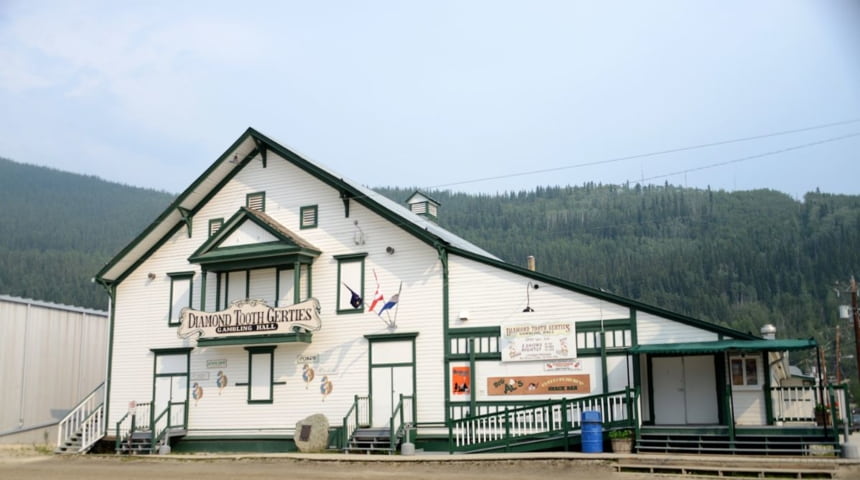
left=222, top=222, right=277, bottom=247
left=447, top=256, right=630, bottom=329
left=636, top=311, right=720, bottom=344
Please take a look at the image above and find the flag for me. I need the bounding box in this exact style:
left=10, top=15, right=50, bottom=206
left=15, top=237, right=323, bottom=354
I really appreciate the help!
left=342, top=283, right=362, bottom=309
left=377, top=293, right=399, bottom=316
left=369, top=286, right=385, bottom=314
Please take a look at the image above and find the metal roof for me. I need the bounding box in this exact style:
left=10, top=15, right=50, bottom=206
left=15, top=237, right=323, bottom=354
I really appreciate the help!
left=629, top=338, right=817, bottom=355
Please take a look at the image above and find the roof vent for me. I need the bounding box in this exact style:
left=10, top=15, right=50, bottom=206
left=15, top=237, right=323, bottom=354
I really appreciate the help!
left=760, top=324, right=777, bottom=340
left=405, top=191, right=440, bottom=222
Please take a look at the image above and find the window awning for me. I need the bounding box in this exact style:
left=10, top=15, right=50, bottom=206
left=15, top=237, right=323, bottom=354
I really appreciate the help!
left=629, top=338, right=817, bottom=355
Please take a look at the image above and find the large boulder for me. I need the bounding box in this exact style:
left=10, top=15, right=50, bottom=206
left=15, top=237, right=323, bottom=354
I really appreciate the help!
left=294, top=414, right=330, bottom=453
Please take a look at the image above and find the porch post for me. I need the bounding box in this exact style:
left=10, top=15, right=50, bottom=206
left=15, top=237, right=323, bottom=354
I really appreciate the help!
left=724, top=353, right=735, bottom=450
left=762, top=351, right=774, bottom=425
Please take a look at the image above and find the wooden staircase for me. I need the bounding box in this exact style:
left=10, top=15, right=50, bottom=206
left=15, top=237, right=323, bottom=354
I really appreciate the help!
left=345, top=428, right=393, bottom=454
left=116, top=431, right=158, bottom=455
left=637, top=427, right=840, bottom=456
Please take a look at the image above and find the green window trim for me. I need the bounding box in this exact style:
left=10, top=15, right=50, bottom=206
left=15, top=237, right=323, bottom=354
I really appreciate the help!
left=208, top=218, right=224, bottom=237
left=168, top=271, right=195, bottom=327
left=245, top=346, right=276, bottom=404
left=246, top=191, right=266, bottom=212
left=300, top=205, right=318, bottom=229
left=335, top=253, right=367, bottom=315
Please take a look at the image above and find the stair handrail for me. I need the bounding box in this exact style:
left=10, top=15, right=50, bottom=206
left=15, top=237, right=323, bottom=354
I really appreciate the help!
left=389, top=394, right=415, bottom=451
left=114, top=401, right=151, bottom=452
left=150, top=403, right=171, bottom=452
left=341, top=395, right=369, bottom=450
left=56, top=381, right=105, bottom=452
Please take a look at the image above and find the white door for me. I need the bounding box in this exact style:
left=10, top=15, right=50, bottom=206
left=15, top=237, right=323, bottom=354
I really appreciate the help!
left=684, top=355, right=719, bottom=424
left=371, top=366, right=413, bottom=428
left=652, top=356, right=718, bottom=425
left=652, top=357, right=687, bottom=424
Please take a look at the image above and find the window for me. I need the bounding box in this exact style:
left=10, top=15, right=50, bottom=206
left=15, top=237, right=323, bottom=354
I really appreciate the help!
left=209, top=218, right=224, bottom=237
left=246, top=192, right=265, bottom=212
left=730, top=356, right=759, bottom=387
left=168, top=272, right=194, bottom=326
left=335, top=253, right=366, bottom=314
left=300, top=205, right=318, bottom=229
left=246, top=346, right=275, bottom=403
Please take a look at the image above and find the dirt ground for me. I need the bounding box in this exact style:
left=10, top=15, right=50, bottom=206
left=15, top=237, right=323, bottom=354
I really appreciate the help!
left=0, top=445, right=625, bottom=480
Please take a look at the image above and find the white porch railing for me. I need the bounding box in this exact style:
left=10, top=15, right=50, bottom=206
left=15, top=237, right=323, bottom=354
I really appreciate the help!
left=770, top=384, right=848, bottom=426
left=56, top=382, right=106, bottom=453
left=449, top=388, right=635, bottom=452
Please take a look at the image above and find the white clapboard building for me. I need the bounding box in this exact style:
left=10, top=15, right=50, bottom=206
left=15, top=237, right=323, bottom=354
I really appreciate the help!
left=72, top=128, right=840, bottom=455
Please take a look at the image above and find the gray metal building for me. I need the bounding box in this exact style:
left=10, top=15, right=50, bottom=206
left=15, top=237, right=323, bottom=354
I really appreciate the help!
left=0, top=295, right=107, bottom=444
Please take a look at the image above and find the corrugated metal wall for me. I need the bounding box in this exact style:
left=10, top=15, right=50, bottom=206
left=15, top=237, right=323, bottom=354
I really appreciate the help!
left=0, top=295, right=108, bottom=442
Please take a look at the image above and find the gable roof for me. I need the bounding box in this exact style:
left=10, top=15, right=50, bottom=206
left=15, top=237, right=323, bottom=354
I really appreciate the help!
left=94, top=127, right=763, bottom=343
left=95, top=127, right=497, bottom=285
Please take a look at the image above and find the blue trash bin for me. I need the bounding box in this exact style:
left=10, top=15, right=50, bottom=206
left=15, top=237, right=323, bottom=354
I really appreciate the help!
left=581, top=410, right=603, bottom=453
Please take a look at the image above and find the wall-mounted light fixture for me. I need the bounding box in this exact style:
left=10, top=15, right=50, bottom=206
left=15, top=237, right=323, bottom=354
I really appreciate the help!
left=523, top=282, right=539, bottom=312
left=147, top=272, right=157, bottom=280
left=458, top=310, right=470, bottom=321
left=386, top=246, right=395, bottom=255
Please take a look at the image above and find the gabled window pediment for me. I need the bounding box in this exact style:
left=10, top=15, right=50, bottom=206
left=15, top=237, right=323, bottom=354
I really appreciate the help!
left=189, top=207, right=320, bottom=272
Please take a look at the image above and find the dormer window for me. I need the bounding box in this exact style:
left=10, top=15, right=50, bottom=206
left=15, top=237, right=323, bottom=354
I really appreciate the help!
left=246, top=192, right=265, bottom=212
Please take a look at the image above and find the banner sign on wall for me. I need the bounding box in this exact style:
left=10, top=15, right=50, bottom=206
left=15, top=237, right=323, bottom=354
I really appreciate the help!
left=486, top=374, right=591, bottom=396
left=500, top=320, right=576, bottom=362
left=452, top=366, right=470, bottom=395
left=178, top=298, right=321, bottom=339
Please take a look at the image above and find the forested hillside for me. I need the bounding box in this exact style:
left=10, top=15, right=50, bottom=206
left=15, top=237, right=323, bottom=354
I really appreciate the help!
left=2, top=156, right=859, bottom=378
left=377, top=185, right=860, bottom=376
left=0, top=158, right=175, bottom=309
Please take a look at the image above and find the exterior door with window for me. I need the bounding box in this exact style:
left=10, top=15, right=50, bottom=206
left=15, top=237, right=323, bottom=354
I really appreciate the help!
left=367, top=336, right=416, bottom=429
left=152, top=350, right=189, bottom=430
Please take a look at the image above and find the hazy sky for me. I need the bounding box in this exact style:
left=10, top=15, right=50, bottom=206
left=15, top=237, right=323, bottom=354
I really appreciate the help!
left=2, top=1, right=859, bottom=198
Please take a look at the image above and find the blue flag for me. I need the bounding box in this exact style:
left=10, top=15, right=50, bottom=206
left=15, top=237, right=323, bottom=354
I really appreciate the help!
left=343, top=283, right=362, bottom=309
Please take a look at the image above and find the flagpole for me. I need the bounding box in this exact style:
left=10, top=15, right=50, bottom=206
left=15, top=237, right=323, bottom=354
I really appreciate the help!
left=388, top=281, right=403, bottom=328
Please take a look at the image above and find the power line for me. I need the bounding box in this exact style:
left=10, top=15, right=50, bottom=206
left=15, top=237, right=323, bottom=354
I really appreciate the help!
left=633, top=131, right=860, bottom=185
left=425, top=118, right=860, bottom=190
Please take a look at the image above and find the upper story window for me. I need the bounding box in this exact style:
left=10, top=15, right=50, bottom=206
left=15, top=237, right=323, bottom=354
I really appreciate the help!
left=246, top=192, right=265, bottom=212
left=300, top=205, right=318, bottom=229
left=167, top=271, right=194, bottom=326
left=335, top=253, right=367, bottom=314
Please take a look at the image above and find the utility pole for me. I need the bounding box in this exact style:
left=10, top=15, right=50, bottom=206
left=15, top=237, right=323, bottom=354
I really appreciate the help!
left=836, top=321, right=842, bottom=383
left=852, top=276, right=860, bottom=381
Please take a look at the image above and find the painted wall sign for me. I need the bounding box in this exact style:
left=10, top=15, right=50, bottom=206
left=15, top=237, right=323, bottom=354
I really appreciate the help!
left=190, top=371, right=210, bottom=381
left=543, top=360, right=582, bottom=372
left=500, top=320, right=576, bottom=362
left=207, top=359, right=227, bottom=369
left=296, top=354, right=319, bottom=365
left=487, top=374, right=591, bottom=396
left=177, top=298, right=322, bottom=339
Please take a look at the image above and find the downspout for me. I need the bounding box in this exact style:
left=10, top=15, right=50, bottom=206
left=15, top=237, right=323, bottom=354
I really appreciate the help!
left=436, top=243, right=451, bottom=425
left=95, top=278, right=116, bottom=435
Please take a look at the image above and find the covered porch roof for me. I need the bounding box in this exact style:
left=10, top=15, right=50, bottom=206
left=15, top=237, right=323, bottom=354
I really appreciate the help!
left=629, top=338, right=817, bottom=355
